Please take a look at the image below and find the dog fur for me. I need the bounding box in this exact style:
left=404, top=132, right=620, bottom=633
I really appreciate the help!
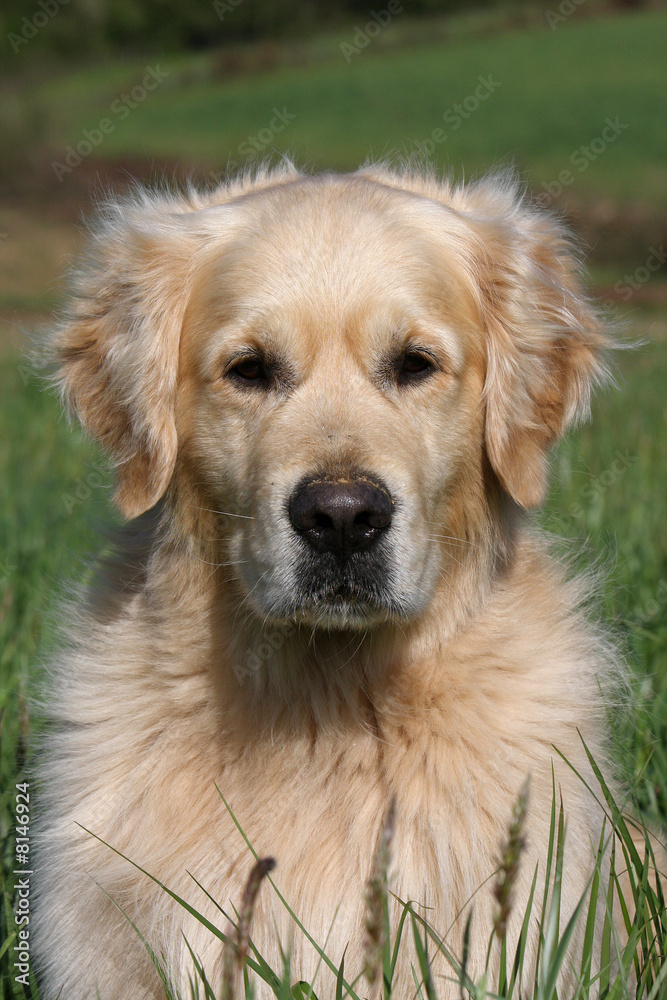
left=33, top=163, right=628, bottom=998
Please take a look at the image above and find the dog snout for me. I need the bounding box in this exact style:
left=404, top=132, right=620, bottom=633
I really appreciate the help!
left=288, top=476, right=393, bottom=558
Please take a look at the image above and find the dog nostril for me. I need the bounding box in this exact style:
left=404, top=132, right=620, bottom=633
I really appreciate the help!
left=289, top=476, right=393, bottom=558
left=354, top=508, right=391, bottom=530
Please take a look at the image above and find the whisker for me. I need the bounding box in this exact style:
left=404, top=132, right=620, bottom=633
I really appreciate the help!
left=394, top=620, right=408, bottom=640
left=232, top=567, right=272, bottom=629
left=194, top=557, right=248, bottom=568
left=196, top=506, right=255, bottom=520
left=336, top=630, right=369, bottom=671
left=424, top=532, right=477, bottom=547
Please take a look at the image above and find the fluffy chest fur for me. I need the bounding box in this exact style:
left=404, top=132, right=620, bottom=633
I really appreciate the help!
left=35, top=537, right=611, bottom=999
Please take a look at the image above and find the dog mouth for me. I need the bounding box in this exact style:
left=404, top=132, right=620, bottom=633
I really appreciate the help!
left=279, top=551, right=403, bottom=626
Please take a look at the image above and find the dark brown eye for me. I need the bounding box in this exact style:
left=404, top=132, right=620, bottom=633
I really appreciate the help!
left=398, top=350, right=436, bottom=384
left=228, top=355, right=266, bottom=384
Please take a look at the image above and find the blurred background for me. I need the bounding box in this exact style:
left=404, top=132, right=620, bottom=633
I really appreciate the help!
left=0, top=0, right=666, bottom=339
left=0, top=4, right=666, bottom=990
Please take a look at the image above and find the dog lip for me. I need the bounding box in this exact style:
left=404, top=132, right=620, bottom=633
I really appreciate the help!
left=307, top=586, right=374, bottom=606
left=290, top=570, right=395, bottom=622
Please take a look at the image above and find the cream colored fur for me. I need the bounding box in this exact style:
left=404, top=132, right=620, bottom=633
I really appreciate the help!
left=34, top=164, right=628, bottom=999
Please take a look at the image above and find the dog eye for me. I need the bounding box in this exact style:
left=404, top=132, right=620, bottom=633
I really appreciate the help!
left=227, top=355, right=267, bottom=385
left=398, top=350, right=436, bottom=384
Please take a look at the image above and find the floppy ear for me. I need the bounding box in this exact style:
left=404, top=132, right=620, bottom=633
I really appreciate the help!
left=467, top=182, right=610, bottom=508
left=50, top=196, right=200, bottom=520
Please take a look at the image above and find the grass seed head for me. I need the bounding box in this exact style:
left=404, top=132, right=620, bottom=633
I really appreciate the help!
left=221, top=856, right=276, bottom=1000
left=493, top=777, right=530, bottom=941
left=364, top=796, right=396, bottom=986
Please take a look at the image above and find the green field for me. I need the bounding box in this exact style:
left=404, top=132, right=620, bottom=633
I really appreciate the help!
left=18, top=9, right=666, bottom=204
left=1, top=7, right=666, bottom=997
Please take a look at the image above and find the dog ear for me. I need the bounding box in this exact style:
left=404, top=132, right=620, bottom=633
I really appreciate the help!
left=49, top=197, right=202, bottom=520
left=467, top=182, right=611, bottom=509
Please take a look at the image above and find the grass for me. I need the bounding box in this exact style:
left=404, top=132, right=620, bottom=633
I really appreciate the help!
left=539, top=311, right=667, bottom=823
left=524, top=309, right=666, bottom=993
left=12, top=9, right=667, bottom=205
left=0, top=349, right=112, bottom=999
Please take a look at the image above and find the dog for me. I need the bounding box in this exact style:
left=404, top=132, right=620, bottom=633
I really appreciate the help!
left=33, top=162, right=630, bottom=998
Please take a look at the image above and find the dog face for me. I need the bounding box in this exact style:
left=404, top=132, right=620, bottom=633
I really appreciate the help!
left=176, top=181, right=486, bottom=627
left=51, top=167, right=607, bottom=631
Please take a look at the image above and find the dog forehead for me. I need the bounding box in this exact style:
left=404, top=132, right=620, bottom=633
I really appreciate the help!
left=233, top=179, right=446, bottom=297
left=185, top=176, right=477, bottom=360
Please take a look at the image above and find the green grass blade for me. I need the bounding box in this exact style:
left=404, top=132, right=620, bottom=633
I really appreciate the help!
left=291, top=983, right=319, bottom=1000
left=538, top=794, right=566, bottom=999
left=541, top=765, right=558, bottom=920
left=0, top=928, right=16, bottom=964
left=579, top=738, right=642, bottom=874
left=410, top=963, right=426, bottom=1000
left=508, top=862, right=539, bottom=996
left=381, top=887, right=392, bottom=999
left=301, top=902, right=342, bottom=1000
left=182, top=935, right=217, bottom=1000
left=335, top=948, right=346, bottom=1000
left=77, top=824, right=276, bottom=990
left=398, top=897, right=477, bottom=995
left=389, top=898, right=412, bottom=985
left=599, top=837, right=615, bottom=995
left=409, top=906, right=436, bottom=1000
left=537, top=886, right=590, bottom=1000
left=79, top=825, right=229, bottom=945
left=497, top=928, right=507, bottom=997
left=646, top=954, right=667, bottom=1000
left=534, top=766, right=559, bottom=995
left=461, top=910, right=472, bottom=1000
left=579, top=818, right=606, bottom=994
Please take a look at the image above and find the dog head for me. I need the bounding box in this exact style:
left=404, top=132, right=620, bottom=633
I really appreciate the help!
left=51, top=165, right=609, bottom=630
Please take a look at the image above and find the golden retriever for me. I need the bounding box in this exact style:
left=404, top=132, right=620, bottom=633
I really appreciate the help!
left=34, top=162, right=627, bottom=999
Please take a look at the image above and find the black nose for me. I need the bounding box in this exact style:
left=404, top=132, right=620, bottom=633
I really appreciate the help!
left=288, top=477, right=393, bottom=557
